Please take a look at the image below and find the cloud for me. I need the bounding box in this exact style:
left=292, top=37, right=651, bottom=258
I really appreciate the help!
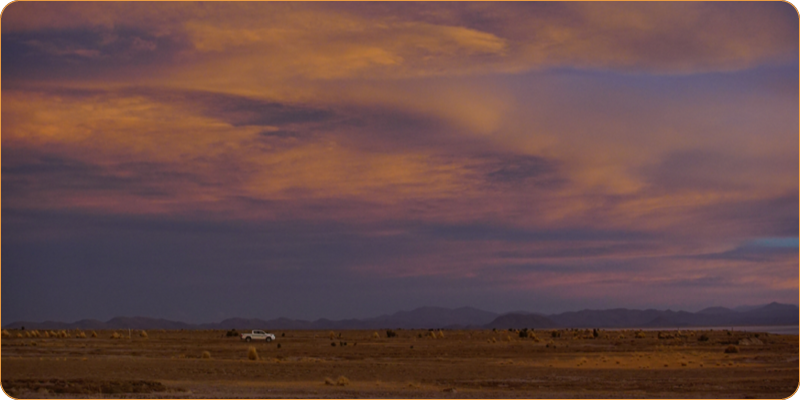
left=2, top=2, right=797, bottom=321
left=3, top=2, right=796, bottom=86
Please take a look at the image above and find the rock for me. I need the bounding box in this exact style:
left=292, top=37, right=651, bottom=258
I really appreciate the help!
left=738, top=338, right=763, bottom=346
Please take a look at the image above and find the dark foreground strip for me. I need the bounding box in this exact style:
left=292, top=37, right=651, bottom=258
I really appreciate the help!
left=2, top=379, right=184, bottom=395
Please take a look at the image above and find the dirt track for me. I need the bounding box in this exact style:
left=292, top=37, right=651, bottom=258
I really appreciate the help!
left=2, top=328, right=797, bottom=398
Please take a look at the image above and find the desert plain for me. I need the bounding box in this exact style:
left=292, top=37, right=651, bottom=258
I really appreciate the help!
left=1, top=328, right=797, bottom=398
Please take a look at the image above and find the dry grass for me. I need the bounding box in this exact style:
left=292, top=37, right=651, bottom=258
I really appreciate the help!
left=372, top=332, right=380, bottom=339
left=76, top=331, right=87, bottom=339
left=2, top=330, right=10, bottom=338
left=437, top=330, right=445, bottom=339
left=247, top=347, right=259, bottom=361
left=724, top=345, right=739, bottom=354
left=336, top=376, right=350, bottom=386
left=139, top=330, right=148, bottom=339
left=201, top=351, right=211, bottom=359
left=111, top=332, right=122, bottom=339
left=90, top=331, right=98, bottom=338
left=328, top=331, right=336, bottom=340
left=324, top=377, right=336, bottom=386
left=429, top=331, right=437, bottom=339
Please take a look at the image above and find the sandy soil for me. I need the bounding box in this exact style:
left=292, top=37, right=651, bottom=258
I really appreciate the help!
left=1, top=328, right=797, bottom=398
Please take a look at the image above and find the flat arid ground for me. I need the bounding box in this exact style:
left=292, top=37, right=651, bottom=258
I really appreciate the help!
left=2, top=328, right=797, bottom=398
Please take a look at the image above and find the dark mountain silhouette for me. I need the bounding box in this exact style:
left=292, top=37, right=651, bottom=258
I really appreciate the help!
left=365, top=306, right=499, bottom=329
left=696, top=306, right=735, bottom=315
left=484, top=313, right=557, bottom=329
left=5, top=303, right=797, bottom=331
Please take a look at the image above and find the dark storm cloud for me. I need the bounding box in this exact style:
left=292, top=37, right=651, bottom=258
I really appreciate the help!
left=130, top=89, right=337, bottom=127
left=2, top=27, right=190, bottom=82
left=480, top=153, right=567, bottom=188
left=2, top=146, right=221, bottom=206
left=642, top=149, right=798, bottom=192
left=694, top=192, right=799, bottom=237
left=493, top=241, right=662, bottom=261
left=681, top=244, right=799, bottom=263
left=416, top=223, right=656, bottom=243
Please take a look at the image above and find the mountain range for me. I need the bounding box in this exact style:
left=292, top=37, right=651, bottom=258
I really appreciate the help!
left=5, top=302, right=797, bottom=331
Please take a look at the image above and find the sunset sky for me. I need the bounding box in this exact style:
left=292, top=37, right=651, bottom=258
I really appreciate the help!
left=3, top=2, right=798, bottom=324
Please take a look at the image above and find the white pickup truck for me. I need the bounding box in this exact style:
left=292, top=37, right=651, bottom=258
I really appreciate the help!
left=240, top=330, right=276, bottom=342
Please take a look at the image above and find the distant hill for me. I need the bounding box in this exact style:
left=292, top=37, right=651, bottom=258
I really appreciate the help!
left=484, top=313, right=557, bottom=329
left=696, top=306, right=735, bottom=315
left=5, top=303, right=797, bottom=331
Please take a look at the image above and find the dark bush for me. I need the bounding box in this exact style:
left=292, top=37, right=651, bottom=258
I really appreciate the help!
left=724, top=345, right=739, bottom=353
left=698, top=334, right=710, bottom=342
left=226, top=329, right=239, bottom=337
left=386, top=330, right=397, bottom=338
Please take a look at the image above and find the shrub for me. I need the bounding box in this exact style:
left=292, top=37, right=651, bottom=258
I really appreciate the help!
left=331, top=342, right=336, bottom=347
left=324, top=377, right=336, bottom=386
left=724, top=345, right=739, bottom=354
left=386, top=330, right=397, bottom=338
left=429, top=331, right=437, bottom=339
left=111, top=332, right=121, bottom=339
left=139, top=331, right=148, bottom=338
left=551, top=330, right=561, bottom=338
left=90, top=331, right=98, bottom=338
left=226, top=329, right=239, bottom=337
left=518, top=329, right=529, bottom=338
left=247, top=346, right=259, bottom=360
left=372, top=332, right=380, bottom=339
left=1, top=330, right=9, bottom=338
left=329, top=331, right=336, bottom=340
left=437, top=330, right=444, bottom=339
left=336, top=376, right=350, bottom=386
left=281, top=333, right=285, bottom=337
left=635, top=331, right=646, bottom=339
left=277, top=343, right=282, bottom=349
left=42, top=331, right=50, bottom=338
left=698, top=334, right=710, bottom=342
left=201, top=351, right=211, bottom=359
left=16, top=333, right=23, bottom=338
left=76, top=331, right=87, bottom=339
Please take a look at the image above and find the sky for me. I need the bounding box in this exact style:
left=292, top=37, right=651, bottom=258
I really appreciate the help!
left=2, top=2, right=798, bottom=324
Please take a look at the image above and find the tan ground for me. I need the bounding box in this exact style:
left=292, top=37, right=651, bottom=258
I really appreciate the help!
left=1, top=328, right=797, bottom=398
